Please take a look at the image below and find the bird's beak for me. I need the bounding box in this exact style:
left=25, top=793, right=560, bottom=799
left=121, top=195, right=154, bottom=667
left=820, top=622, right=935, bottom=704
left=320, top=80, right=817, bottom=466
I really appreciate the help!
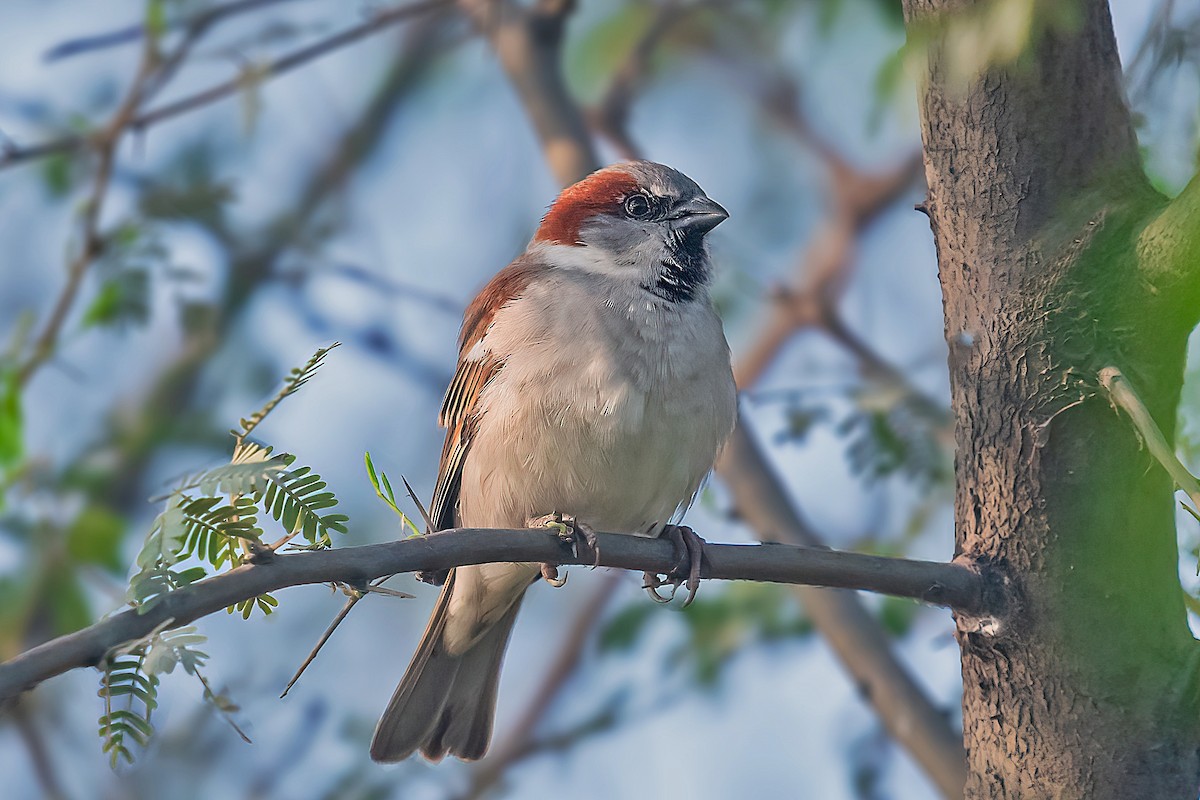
left=668, top=196, right=729, bottom=234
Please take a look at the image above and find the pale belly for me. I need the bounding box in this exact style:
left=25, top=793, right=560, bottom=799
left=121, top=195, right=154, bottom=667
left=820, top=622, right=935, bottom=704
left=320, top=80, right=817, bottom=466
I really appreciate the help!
left=457, top=348, right=733, bottom=535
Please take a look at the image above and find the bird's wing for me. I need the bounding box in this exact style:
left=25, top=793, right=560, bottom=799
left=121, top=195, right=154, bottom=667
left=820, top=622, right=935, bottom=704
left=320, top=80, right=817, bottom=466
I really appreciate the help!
left=428, top=355, right=499, bottom=532
left=428, top=257, right=546, bottom=531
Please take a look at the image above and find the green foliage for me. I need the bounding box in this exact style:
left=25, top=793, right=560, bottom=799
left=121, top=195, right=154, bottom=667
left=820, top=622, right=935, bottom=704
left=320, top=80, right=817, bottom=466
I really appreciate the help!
left=82, top=269, right=150, bottom=330
left=771, top=389, right=949, bottom=487
left=568, top=2, right=655, bottom=102
left=178, top=495, right=263, bottom=569
left=137, top=140, right=237, bottom=229
left=598, top=602, right=656, bottom=653
left=876, top=596, right=920, bottom=637
left=66, top=505, right=127, bottom=573
left=40, top=153, right=79, bottom=198
left=105, top=344, right=346, bottom=764
left=900, top=0, right=1082, bottom=92
left=83, top=222, right=167, bottom=331
left=46, top=565, right=93, bottom=635
left=364, top=452, right=422, bottom=537
left=0, top=372, right=20, bottom=457
left=98, top=625, right=224, bottom=767
left=259, top=459, right=348, bottom=550
left=0, top=370, right=22, bottom=475
left=238, top=342, right=340, bottom=442
left=98, top=648, right=159, bottom=767
left=600, top=584, right=811, bottom=689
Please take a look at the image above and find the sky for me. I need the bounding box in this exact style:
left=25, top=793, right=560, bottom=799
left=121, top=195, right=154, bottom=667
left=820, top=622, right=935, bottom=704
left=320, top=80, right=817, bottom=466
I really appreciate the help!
left=0, top=1, right=1189, bottom=798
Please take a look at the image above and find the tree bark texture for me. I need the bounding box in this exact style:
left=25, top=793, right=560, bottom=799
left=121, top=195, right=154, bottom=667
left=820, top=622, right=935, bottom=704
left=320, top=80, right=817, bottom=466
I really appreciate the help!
left=902, top=0, right=1200, bottom=796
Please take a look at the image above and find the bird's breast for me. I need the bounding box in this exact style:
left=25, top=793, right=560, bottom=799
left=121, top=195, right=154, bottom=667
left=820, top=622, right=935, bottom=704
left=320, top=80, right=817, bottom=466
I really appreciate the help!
left=458, top=284, right=736, bottom=534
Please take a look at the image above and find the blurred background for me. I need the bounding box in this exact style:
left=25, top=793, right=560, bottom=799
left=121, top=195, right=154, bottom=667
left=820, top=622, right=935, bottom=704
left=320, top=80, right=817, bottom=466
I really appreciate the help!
left=0, top=1, right=1197, bottom=798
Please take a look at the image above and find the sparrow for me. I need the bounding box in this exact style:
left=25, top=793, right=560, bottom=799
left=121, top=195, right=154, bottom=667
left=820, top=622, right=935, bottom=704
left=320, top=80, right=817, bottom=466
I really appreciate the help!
left=369, top=161, right=738, bottom=763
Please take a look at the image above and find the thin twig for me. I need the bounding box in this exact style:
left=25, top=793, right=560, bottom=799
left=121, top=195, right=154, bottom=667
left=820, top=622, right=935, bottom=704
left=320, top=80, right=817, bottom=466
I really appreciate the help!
left=0, top=0, right=449, bottom=170
left=1099, top=366, right=1200, bottom=513
left=15, top=38, right=158, bottom=387
left=279, top=578, right=411, bottom=698
left=0, top=528, right=986, bottom=701
left=10, top=699, right=66, bottom=800
left=43, top=0, right=301, bottom=62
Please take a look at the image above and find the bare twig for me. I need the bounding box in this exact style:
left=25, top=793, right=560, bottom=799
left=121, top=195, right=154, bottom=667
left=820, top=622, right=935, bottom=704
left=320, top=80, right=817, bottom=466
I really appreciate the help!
left=716, top=426, right=969, bottom=798
left=15, top=38, right=158, bottom=387
left=0, top=0, right=449, bottom=170
left=43, top=0, right=302, bottom=62
left=1099, top=366, right=1200, bottom=513
left=133, top=0, right=448, bottom=132
left=0, top=528, right=984, bottom=701
left=458, top=0, right=598, bottom=187
left=9, top=699, right=66, bottom=800
left=279, top=578, right=412, bottom=698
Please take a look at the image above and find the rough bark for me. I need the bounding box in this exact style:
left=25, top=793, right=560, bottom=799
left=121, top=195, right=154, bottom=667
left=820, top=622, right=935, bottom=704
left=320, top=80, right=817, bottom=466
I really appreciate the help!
left=902, top=0, right=1200, bottom=797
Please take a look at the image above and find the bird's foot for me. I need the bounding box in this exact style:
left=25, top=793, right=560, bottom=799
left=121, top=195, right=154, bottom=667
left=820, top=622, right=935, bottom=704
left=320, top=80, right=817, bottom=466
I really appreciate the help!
left=540, top=562, right=568, bottom=588
left=641, top=524, right=706, bottom=607
left=527, top=512, right=601, bottom=567
left=528, top=512, right=600, bottom=588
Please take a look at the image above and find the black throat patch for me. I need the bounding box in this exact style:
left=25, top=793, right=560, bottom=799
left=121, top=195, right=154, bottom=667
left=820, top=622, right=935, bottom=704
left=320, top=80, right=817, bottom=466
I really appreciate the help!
left=643, top=229, right=709, bottom=304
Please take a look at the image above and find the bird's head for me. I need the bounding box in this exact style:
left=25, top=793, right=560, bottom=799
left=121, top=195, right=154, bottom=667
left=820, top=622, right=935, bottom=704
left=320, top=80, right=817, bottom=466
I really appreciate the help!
left=532, top=161, right=728, bottom=304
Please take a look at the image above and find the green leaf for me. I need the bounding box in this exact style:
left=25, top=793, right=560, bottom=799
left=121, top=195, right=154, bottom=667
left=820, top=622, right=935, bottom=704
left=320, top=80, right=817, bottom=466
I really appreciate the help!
left=876, top=596, right=920, bottom=636
left=0, top=370, right=22, bottom=470
left=145, top=0, right=167, bottom=40
left=40, top=153, right=76, bottom=198
left=256, top=462, right=346, bottom=547
left=364, top=452, right=422, bottom=537
left=237, top=343, right=340, bottom=441
left=567, top=3, right=655, bottom=103
left=66, top=505, right=126, bottom=573
left=46, top=567, right=92, bottom=635
left=81, top=270, right=150, bottom=330
left=598, top=603, right=656, bottom=653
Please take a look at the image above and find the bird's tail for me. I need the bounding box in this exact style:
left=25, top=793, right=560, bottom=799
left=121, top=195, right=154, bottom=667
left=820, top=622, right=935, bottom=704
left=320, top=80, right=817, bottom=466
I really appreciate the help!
left=370, top=570, right=525, bottom=763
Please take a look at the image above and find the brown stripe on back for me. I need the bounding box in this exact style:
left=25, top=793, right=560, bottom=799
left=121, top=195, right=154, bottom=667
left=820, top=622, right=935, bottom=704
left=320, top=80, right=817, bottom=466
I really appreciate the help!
left=533, top=167, right=640, bottom=246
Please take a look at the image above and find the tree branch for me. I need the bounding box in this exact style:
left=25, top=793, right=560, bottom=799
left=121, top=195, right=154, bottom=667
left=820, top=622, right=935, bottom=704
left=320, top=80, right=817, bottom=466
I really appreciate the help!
left=15, top=37, right=158, bottom=387
left=1138, top=170, right=1200, bottom=320
left=0, top=0, right=448, bottom=170
left=0, top=529, right=983, bottom=702
left=458, top=0, right=598, bottom=187
left=717, top=427, right=970, bottom=798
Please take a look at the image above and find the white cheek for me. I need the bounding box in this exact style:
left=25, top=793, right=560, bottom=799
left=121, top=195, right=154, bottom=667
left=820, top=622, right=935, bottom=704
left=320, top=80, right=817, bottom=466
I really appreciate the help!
left=529, top=242, right=624, bottom=278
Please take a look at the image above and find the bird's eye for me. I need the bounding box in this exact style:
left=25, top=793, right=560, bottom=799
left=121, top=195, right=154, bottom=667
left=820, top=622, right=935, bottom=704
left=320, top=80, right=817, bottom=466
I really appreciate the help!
left=623, top=193, right=653, bottom=220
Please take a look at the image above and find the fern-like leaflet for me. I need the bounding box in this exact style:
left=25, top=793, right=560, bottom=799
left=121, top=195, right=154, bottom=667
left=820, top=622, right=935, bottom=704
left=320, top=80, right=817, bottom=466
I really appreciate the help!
left=107, top=344, right=347, bottom=765
left=98, top=645, right=158, bottom=767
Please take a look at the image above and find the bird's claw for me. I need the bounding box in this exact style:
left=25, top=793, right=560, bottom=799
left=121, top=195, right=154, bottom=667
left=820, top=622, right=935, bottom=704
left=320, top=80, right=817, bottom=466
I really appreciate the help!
left=641, top=571, right=676, bottom=604
left=642, top=525, right=705, bottom=607
left=540, top=563, right=568, bottom=588
left=527, top=512, right=601, bottom=570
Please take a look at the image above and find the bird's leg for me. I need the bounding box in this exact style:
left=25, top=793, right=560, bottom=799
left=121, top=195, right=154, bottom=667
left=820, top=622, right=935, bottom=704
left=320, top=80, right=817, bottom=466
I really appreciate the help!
left=642, top=524, right=706, bottom=607
left=527, top=512, right=600, bottom=588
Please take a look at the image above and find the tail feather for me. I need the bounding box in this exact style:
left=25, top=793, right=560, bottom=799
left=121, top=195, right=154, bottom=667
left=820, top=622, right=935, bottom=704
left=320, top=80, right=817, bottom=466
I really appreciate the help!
left=370, top=571, right=525, bottom=763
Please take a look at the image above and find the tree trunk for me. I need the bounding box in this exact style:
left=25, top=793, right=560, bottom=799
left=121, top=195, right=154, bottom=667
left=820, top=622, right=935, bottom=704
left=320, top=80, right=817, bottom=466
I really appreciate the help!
left=902, top=0, right=1200, bottom=796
